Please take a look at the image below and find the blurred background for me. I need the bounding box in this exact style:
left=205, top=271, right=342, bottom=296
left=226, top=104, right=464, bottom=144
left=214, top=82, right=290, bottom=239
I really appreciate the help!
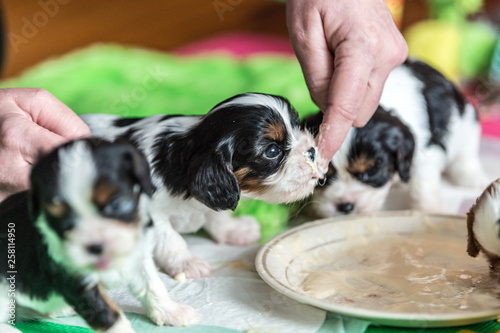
left=1, top=0, right=499, bottom=123
left=1, top=0, right=293, bottom=78
left=0, top=0, right=497, bottom=77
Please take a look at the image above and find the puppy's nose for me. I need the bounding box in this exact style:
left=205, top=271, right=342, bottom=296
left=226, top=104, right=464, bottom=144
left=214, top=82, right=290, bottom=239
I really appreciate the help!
left=337, top=202, right=354, bottom=214
left=86, top=244, right=104, bottom=255
left=307, top=147, right=316, bottom=162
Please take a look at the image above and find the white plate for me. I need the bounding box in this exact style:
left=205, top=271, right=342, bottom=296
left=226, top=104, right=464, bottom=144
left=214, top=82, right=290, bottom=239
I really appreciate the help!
left=255, top=210, right=500, bottom=327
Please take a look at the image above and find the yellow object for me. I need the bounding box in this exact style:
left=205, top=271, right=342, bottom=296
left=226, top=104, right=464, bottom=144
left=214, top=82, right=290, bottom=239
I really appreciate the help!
left=404, top=20, right=462, bottom=83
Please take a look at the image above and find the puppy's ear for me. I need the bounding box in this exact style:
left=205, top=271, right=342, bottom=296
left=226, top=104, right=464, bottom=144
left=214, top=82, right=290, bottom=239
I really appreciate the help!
left=300, top=111, right=324, bottom=138
left=0, top=191, right=34, bottom=225
left=383, top=127, right=414, bottom=183
left=396, top=133, right=414, bottom=183
left=28, top=186, right=41, bottom=221
left=188, top=149, right=240, bottom=211
left=124, top=145, right=155, bottom=197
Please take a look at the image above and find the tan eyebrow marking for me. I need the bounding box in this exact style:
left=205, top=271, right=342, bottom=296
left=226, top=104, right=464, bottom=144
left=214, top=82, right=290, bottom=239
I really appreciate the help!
left=92, top=180, right=118, bottom=207
left=348, top=155, right=376, bottom=174
left=46, top=199, right=69, bottom=218
left=264, top=121, right=286, bottom=142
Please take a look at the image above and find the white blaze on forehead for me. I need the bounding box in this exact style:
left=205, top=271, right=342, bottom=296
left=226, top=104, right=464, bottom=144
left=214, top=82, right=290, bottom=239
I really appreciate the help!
left=211, top=93, right=295, bottom=134
left=58, top=141, right=97, bottom=215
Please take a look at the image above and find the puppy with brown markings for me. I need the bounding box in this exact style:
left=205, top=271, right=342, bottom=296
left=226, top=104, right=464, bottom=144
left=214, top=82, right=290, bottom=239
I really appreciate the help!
left=467, top=178, right=500, bottom=280
left=0, top=138, right=198, bottom=333
left=81, top=93, right=324, bottom=279
left=301, top=59, right=487, bottom=218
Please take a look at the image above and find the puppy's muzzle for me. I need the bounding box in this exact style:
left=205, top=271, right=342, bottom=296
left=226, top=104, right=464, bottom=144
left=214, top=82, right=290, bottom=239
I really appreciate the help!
left=307, top=147, right=316, bottom=163
left=337, top=202, right=355, bottom=214
left=86, top=243, right=104, bottom=255
left=318, top=177, right=327, bottom=186
left=307, top=147, right=326, bottom=181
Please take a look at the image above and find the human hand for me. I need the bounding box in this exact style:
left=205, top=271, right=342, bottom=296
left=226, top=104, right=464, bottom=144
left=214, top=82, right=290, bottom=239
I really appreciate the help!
left=0, top=88, right=90, bottom=201
left=287, top=0, right=408, bottom=170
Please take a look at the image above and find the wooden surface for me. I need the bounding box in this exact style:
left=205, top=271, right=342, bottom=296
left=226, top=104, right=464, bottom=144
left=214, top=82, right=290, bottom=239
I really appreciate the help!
left=1, top=0, right=498, bottom=79
left=1, top=0, right=288, bottom=78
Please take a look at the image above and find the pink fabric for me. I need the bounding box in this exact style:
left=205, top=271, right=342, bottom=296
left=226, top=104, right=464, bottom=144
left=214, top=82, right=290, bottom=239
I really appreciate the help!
left=481, top=111, right=500, bottom=139
left=174, top=32, right=295, bottom=57
left=482, top=121, right=500, bottom=138
left=175, top=32, right=500, bottom=139
left=465, top=92, right=500, bottom=139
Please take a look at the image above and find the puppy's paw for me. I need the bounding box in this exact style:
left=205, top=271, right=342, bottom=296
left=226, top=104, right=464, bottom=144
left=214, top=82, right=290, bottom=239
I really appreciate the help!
left=411, top=199, right=443, bottom=214
left=210, top=216, right=261, bottom=246
left=182, top=256, right=212, bottom=279
left=148, top=301, right=199, bottom=327
left=161, top=256, right=212, bottom=279
left=410, top=185, right=444, bottom=214
left=104, top=315, right=135, bottom=333
left=458, top=174, right=490, bottom=190
left=49, top=306, right=76, bottom=318
left=446, top=161, right=490, bottom=190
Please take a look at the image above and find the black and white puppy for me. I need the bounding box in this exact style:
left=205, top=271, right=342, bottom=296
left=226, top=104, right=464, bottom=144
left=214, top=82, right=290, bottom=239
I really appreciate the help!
left=0, top=139, right=198, bottom=333
left=301, top=59, right=487, bottom=217
left=81, top=93, right=323, bottom=278
left=467, top=178, right=500, bottom=280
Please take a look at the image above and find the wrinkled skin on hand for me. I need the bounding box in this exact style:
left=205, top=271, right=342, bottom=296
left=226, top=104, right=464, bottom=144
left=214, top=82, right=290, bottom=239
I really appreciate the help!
left=287, top=0, right=408, bottom=171
left=0, top=88, right=90, bottom=201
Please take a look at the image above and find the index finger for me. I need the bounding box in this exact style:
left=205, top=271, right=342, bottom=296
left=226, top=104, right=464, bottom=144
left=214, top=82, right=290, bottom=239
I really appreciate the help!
left=12, top=88, right=91, bottom=139
left=317, top=59, right=370, bottom=163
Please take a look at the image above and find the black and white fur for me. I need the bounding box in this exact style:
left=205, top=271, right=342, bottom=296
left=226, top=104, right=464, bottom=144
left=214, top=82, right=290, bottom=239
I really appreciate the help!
left=467, top=178, right=500, bottom=280
left=81, top=93, right=323, bottom=278
left=302, top=59, right=487, bottom=217
left=0, top=139, right=198, bottom=333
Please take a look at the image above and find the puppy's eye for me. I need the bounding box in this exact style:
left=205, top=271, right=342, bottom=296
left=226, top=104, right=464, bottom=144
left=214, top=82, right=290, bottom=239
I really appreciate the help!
left=365, top=164, right=380, bottom=177
left=103, top=196, right=136, bottom=216
left=264, top=144, right=282, bottom=159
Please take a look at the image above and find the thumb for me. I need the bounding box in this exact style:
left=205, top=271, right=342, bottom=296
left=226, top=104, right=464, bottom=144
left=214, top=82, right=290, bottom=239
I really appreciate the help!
left=13, top=88, right=91, bottom=140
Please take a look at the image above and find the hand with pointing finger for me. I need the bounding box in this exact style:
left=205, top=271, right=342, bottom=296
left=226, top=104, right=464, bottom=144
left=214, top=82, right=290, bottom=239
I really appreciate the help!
left=287, top=0, right=408, bottom=170
left=0, top=88, right=91, bottom=201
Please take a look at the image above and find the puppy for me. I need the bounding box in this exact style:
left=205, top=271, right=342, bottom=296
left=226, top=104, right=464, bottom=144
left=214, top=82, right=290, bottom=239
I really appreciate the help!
left=301, top=59, right=487, bottom=217
left=467, top=178, right=500, bottom=280
left=0, top=139, right=198, bottom=333
left=81, top=93, right=324, bottom=278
